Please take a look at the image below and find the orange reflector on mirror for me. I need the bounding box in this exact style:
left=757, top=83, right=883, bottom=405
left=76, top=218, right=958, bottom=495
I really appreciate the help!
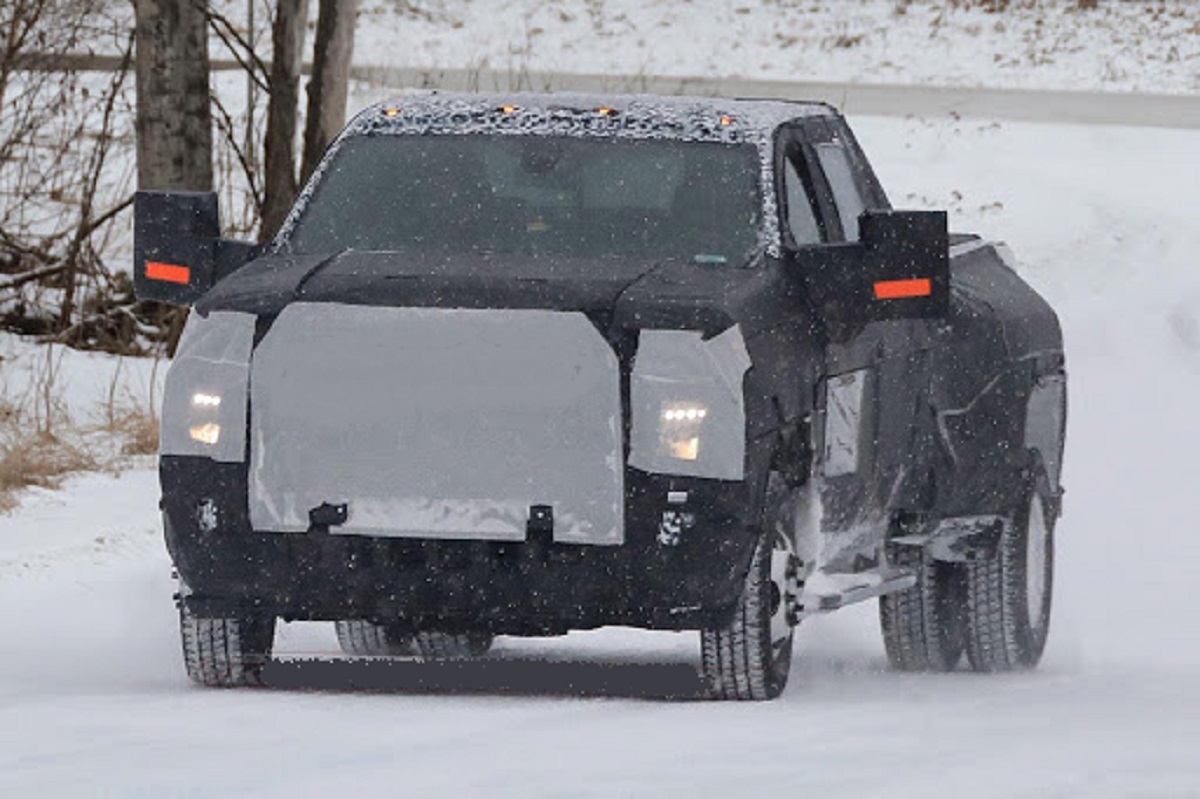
left=874, top=278, right=931, bottom=300
left=146, top=261, right=191, bottom=284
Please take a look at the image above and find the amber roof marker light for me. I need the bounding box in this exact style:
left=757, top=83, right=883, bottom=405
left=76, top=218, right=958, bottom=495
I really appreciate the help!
left=874, top=278, right=933, bottom=300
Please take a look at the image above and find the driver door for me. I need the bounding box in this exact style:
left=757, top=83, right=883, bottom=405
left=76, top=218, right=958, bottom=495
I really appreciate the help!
left=780, top=120, right=933, bottom=575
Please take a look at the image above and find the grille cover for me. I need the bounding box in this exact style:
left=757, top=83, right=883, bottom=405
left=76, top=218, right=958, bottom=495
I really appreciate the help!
left=248, top=303, right=624, bottom=544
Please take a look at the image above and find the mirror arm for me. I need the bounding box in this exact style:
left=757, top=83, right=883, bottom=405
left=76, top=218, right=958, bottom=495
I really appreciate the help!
left=214, top=238, right=264, bottom=282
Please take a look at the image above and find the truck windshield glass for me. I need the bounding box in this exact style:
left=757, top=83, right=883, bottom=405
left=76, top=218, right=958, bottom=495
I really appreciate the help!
left=285, top=134, right=762, bottom=264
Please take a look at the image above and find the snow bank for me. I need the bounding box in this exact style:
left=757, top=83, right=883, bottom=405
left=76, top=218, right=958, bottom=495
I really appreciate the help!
left=352, top=0, right=1200, bottom=94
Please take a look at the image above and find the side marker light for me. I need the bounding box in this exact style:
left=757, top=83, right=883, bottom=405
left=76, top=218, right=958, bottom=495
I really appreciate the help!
left=874, top=278, right=932, bottom=300
left=145, top=261, right=191, bottom=285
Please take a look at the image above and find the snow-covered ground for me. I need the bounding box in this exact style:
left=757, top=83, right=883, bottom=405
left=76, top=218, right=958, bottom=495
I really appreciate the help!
left=352, top=0, right=1200, bottom=94
left=1, top=111, right=1198, bottom=795
left=0, top=335, right=163, bottom=421
left=71, top=1, right=1197, bottom=95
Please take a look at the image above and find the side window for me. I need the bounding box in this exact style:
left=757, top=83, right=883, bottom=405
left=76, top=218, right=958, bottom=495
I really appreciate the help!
left=815, top=143, right=866, bottom=241
left=783, top=157, right=821, bottom=245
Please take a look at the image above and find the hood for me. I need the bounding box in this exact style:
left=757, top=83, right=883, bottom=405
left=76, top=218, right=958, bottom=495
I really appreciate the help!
left=196, top=249, right=802, bottom=339
left=613, top=256, right=802, bottom=339
left=196, top=249, right=661, bottom=318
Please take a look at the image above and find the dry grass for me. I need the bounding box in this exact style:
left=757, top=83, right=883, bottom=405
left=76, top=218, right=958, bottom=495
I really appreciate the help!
left=0, top=416, right=99, bottom=512
left=942, top=0, right=1100, bottom=9
left=0, top=350, right=159, bottom=513
left=98, top=398, right=159, bottom=457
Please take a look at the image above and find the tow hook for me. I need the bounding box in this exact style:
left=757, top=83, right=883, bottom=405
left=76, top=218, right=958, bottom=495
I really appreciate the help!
left=658, top=510, right=696, bottom=546
left=309, top=502, right=349, bottom=532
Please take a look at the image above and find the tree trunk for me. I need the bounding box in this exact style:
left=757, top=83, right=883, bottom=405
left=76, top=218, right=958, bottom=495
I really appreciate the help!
left=133, top=0, right=213, bottom=191
left=133, top=0, right=211, bottom=354
left=260, top=0, right=309, bottom=242
left=301, top=0, right=357, bottom=185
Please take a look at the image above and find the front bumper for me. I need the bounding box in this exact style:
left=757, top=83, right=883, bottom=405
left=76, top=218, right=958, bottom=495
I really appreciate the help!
left=162, top=456, right=759, bottom=634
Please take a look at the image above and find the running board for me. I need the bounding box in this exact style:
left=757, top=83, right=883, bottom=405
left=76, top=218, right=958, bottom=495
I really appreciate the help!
left=800, top=570, right=916, bottom=615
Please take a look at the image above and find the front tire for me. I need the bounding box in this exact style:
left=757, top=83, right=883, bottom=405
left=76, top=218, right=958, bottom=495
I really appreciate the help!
left=964, top=474, right=1055, bottom=672
left=335, top=620, right=413, bottom=657
left=179, top=586, right=276, bottom=688
left=700, top=473, right=802, bottom=701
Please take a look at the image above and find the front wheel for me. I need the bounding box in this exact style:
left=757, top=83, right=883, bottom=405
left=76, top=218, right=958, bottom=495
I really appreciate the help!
left=700, top=473, right=802, bottom=701
left=964, top=474, right=1055, bottom=672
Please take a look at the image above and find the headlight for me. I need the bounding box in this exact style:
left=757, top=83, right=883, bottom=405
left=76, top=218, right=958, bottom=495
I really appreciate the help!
left=628, top=326, right=749, bottom=481
left=660, top=402, right=708, bottom=461
left=662, top=406, right=707, bottom=422
left=188, top=392, right=223, bottom=445
left=160, top=311, right=254, bottom=462
left=189, top=423, right=221, bottom=445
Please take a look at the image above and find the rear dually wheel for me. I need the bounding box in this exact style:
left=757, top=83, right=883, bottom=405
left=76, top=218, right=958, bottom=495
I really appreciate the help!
left=964, top=471, right=1055, bottom=672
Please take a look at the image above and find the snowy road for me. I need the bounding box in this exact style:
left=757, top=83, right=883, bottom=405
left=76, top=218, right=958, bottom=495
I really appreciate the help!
left=355, top=66, right=1200, bottom=129
left=3, top=115, right=1200, bottom=796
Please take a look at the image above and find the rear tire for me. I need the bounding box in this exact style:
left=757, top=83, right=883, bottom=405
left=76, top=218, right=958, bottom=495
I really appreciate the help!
left=179, top=587, right=275, bottom=688
left=414, top=631, right=495, bottom=660
left=700, top=473, right=801, bottom=701
left=964, top=473, right=1055, bottom=672
left=335, top=620, right=413, bottom=657
left=879, top=546, right=967, bottom=672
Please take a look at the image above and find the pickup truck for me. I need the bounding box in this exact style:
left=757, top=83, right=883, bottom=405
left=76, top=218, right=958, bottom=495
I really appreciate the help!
left=135, top=92, right=1066, bottom=700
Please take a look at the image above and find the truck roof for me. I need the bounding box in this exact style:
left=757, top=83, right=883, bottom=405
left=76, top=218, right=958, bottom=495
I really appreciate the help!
left=344, top=91, right=836, bottom=146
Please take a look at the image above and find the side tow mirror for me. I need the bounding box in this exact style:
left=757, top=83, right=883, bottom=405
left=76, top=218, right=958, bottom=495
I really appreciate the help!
left=860, top=209, right=949, bottom=321
left=797, top=209, right=949, bottom=341
left=133, top=191, right=261, bottom=306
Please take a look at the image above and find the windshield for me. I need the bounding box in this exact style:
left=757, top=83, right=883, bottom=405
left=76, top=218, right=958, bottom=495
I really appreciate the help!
left=285, top=134, right=762, bottom=264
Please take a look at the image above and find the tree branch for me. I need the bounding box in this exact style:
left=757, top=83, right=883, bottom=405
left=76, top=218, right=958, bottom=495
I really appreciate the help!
left=0, top=261, right=66, bottom=292
left=204, top=3, right=270, bottom=92
left=211, top=92, right=265, bottom=214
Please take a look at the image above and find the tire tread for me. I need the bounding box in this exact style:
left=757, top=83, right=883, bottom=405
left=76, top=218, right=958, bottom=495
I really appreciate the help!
left=963, top=477, right=1053, bottom=673
left=181, top=610, right=273, bottom=688
left=700, top=534, right=780, bottom=700
left=880, top=547, right=965, bottom=672
left=414, top=631, right=494, bottom=660
left=335, top=620, right=411, bottom=657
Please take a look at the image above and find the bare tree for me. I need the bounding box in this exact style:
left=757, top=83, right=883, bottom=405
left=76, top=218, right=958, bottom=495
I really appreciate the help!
left=301, top=0, right=357, bottom=185
left=0, top=1, right=44, bottom=112
left=2, top=0, right=150, bottom=351
left=260, top=0, right=309, bottom=241
left=133, top=0, right=213, bottom=191
left=130, top=0, right=213, bottom=355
